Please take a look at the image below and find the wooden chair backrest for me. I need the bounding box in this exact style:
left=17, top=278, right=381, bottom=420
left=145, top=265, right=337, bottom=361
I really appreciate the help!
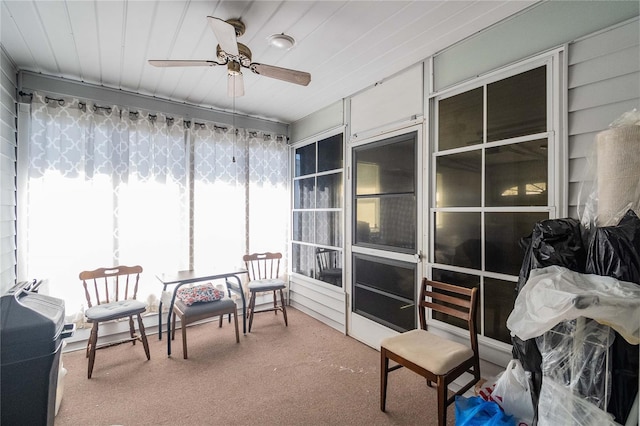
left=79, top=265, right=143, bottom=307
left=419, top=278, right=479, bottom=356
left=315, top=248, right=335, bottom=273
left=243, top=252, right=281, bottom=281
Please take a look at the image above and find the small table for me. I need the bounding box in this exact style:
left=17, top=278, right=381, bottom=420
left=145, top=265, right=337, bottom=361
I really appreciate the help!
left=155, top=269, right=248, bottom=357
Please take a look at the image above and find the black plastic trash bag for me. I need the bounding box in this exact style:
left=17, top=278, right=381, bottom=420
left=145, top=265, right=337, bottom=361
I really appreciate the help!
left=517, top=217, right=587, bottom=294
left=586, top=209, right=640, bottom=282
left=586, top=209, right=640, bottom=424
left=512, top=217, right=587, bottom=425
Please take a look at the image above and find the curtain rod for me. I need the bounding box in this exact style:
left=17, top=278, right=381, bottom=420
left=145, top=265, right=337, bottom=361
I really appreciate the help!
left=18, top=71, right=289, bottom=136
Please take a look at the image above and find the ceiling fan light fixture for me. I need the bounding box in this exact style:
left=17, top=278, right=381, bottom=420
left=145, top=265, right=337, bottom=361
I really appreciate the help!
left=267, top=33, right=295, bottom=50
left=228, top=72, right=244, bottom=97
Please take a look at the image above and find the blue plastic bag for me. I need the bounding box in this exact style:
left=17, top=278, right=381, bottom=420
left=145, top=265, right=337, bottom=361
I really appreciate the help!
left=455, top=395, right=516, bottom=426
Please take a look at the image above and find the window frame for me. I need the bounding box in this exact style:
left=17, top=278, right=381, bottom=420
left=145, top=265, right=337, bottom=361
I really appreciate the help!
left=427, top=51, right=565, bottom=349
left=290, top=129, right=345, bottom=288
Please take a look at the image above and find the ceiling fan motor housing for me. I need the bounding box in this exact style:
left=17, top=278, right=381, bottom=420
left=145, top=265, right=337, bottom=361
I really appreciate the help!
left=217, top=42, right=252, bottom=67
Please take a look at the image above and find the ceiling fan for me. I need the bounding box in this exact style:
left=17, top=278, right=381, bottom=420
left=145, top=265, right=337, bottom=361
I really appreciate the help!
left=149, top=16, right=311, bottom=97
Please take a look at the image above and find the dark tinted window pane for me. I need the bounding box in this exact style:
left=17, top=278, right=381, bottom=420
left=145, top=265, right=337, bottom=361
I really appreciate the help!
left=354, top=255, right=416, bottom=332
left=431, top=269, right=480, bottom=330
left=434, top=212, right=481, bottom=269
left=356, top=195, right=415, bottom=250
left=484, top=278, right=517, bottom=343
left=354, top=256, right=414, bottom=299
left=354, top=286, right=415, bottom=332
left=436, top=151, right=482, bottom=207
left=295, top=143, right=315, bottom=177
left=292, top=243, right=314, bottom=279
left=487, top=66, right=546, bottom=142
left=292, top=211, right=314, bottom=243
left=316, top=248, right=342, bottom=287
left=355, top=135, right=415, bottom=195
left=438, top=87, right=483, bottom=150
left=317, top=173, right=342, bottom=208
left=315, top=211, right=341, bottom=246
left=293, top=177, right=315, bottom=209
left=318, top=134, right=343, bottom=172
left=486, top=139, right=548, bottom=207
left=485, top=212, right=548, bottom=275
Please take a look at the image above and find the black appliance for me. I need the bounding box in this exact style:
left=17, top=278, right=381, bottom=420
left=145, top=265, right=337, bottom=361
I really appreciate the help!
left=1, top=280, right=74, bottom=426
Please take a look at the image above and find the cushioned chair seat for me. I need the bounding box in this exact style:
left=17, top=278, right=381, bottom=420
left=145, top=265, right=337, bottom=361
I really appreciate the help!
left=247, top=278, right=286, bottom=292
left=381, top=329, right=473, bottom=375
left=175, top=297, right=237, bottom=319
left=85, top=299, right=147, bottom=322
left=172, top=296, right=239, bottom=359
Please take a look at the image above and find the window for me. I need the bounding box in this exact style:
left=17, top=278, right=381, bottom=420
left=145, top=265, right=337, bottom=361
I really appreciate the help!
left=431, top=62, right=555, bottom=344
left=291, top=133, right=344, bottom=287
left=353, top=133, right=417, bottom=251
left=22, top=93, right=289, bottom=322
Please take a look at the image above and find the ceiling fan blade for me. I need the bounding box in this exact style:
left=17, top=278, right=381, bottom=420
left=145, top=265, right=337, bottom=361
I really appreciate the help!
left=149, top=60, right=220, bottom=67
left=207, top=16, right=239, bottom=56
left=249, top=63, right=311, bottom=86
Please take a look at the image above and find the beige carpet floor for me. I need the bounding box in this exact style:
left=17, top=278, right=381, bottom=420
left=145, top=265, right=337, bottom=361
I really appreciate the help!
left=55, top=308, right=456, bottom=425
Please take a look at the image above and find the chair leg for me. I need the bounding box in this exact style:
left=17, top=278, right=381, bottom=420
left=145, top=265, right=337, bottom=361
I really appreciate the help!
left=171, top=310, right=176, bottom=341
left=279, top=288, right=288, bottom=327
left=437, top=376, right=447, bottom=426
left=128, top=316, right=136, bottom=345
left=248, top=291, right=257, bottom=333
left=219, top=314, right=224, bottom=328
left=233, top=310, right=240, bottom=343
left=137, top=314, right=150, bottom=361
left=87, top=322, right=99, bottom=379
left=273, top=290, right=278, bottom=315
left=380, top=348, right=389, bottom=412
left=181, top=315, right=188, bottom=359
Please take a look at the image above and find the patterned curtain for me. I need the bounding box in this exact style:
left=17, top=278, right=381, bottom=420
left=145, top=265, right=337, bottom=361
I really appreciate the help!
left=25, top=93, right=289, bottom=325
left=27, top=94, right=188, bottom=323
left=192, top=124, right=247, bottom=270
left=247, top=132, right=289, bottom=264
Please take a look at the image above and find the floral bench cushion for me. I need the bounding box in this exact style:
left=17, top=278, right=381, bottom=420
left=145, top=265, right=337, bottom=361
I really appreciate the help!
left=176, top=283, right=225, bottom=306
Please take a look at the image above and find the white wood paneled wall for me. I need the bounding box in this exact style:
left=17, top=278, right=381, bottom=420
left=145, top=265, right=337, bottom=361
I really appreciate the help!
left=349, top=63, right=423, bottom=140
left=567, top=18, right=640, bottom=219
left=0, top=48, right=17, bottom=294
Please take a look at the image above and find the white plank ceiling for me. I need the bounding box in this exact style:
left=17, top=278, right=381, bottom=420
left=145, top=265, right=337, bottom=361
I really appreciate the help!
left=1, top=0, right=538, bottom=124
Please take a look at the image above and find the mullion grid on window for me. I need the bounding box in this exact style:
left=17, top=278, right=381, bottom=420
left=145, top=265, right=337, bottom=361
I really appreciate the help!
left=291, top=135, right=344, bottom=286
left=430, top=62, right=553, bottom=344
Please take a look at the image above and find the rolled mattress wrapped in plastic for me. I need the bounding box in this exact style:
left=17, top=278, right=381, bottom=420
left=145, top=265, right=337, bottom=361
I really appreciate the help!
left=596, top=124, right=640, bottom=227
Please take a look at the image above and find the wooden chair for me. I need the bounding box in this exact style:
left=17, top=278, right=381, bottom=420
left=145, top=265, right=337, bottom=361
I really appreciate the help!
left=316, top=247, right=342, bottom=285
left=171, top=292, right=239, bottom=359
left=244, top=252, right=288, bottom=332
left=79, top=265, right=151, bottom=379
left=380, top=278, right=480, bottom=425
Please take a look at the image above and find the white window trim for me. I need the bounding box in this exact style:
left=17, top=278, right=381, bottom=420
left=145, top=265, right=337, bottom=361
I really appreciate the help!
left=426, top=48, right=567, bottom=364
left=290, top=127, right=346, bottom=288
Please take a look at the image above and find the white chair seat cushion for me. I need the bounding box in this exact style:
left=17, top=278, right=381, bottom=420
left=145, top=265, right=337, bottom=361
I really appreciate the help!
left=85, top=299, right=146, bottom=322
left=175, top=297, right=236, bottom=319
left=248, top=278, right=286, bottom=292
left=381, top=329, right=474, bottom=375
